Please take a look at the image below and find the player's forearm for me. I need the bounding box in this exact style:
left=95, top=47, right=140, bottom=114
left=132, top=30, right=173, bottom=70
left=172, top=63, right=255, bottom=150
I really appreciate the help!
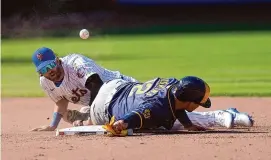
left=62, top=109, right=89, bottom=124
left=49, top=112, right=63, bottom=128
left=175, top=110, right=193, bottom=128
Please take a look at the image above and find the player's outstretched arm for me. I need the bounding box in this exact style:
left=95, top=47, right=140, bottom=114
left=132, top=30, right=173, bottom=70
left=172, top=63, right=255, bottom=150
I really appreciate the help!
left=31, top=99, right=69, bottom=131
left=62, top=109, right=90, bottom=125
left=103, top=104, right=153, bottom=136
left=77, top=54, right=139, bottom=83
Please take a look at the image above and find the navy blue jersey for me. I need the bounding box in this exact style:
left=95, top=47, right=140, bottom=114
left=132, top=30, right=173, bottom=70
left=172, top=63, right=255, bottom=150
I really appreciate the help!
left=108, top=77, right=180, bottom=129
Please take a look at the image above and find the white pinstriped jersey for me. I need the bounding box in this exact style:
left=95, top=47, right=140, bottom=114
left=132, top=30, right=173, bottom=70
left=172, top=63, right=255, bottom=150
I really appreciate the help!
left=40, top=54, right=138, bottom=106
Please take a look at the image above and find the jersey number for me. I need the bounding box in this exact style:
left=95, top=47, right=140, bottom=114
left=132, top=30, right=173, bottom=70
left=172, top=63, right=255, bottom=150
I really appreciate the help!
left=128, top=79, right=170, bottom=97
left=71, top=88, right=88, bottom=103
left=128, top=80, right=157, bottom=97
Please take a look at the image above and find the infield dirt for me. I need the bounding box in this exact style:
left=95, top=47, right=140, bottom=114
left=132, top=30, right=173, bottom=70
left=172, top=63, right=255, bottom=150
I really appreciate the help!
left=2, top=97, right=271, bottom=160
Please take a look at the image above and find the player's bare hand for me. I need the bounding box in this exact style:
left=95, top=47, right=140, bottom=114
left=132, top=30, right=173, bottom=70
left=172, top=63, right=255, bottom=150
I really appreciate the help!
left=112, top=120, right=128, bottom=134
left=186, top=125, right=206, bottom=131
left=31, top=125, right=55, bottom=131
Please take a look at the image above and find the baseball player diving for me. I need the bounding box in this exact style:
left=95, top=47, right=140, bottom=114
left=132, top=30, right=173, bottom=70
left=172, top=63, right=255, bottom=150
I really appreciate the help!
left=30, top=47, right=253, bottom=132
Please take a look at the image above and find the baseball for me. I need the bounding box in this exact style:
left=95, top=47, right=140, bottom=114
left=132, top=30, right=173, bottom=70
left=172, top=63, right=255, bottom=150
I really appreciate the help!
left=79, top=29, right=89, bottom=39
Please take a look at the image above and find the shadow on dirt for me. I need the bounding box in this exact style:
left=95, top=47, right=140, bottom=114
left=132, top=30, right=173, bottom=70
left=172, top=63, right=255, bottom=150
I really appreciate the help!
left=133, top=129, right=268, bottom=135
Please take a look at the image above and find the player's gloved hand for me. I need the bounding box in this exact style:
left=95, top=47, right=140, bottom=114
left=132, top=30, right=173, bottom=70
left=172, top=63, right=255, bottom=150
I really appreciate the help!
left=185, top=124, right=206, bottom=131
left=102, top=116, right=129, bottom=137
left=31, top=125, right=56, bottom=131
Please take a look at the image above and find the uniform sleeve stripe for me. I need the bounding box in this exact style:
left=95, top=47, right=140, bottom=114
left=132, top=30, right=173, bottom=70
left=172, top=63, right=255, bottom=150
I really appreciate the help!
left=167, top=86, right=176, bottom=120
left=132, top=111, right=143, bottom=129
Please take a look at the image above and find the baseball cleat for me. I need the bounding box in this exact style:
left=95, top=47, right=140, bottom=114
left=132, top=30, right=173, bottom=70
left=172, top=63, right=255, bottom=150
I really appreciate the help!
left=226, top=108, right=254, bottom=127
left=213, top=110, right=234, bottom=129
left=226, top=108, right=240, bottom=114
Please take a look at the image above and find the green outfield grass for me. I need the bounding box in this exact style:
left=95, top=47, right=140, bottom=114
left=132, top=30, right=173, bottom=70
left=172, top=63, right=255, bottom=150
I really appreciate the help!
left=2, top=32, right=271, bottom=97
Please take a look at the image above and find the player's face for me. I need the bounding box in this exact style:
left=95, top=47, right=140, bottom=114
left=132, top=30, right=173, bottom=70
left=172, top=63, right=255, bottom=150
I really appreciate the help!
left=174, top=98, right=200, bottom=112
left=40, top=59, right=64, bottom=82
left=185, top=102, right=200, bottom=112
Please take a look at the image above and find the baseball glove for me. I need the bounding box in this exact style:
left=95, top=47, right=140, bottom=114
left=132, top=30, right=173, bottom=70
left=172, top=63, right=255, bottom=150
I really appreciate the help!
left=102, top=116, right=129, bottom=137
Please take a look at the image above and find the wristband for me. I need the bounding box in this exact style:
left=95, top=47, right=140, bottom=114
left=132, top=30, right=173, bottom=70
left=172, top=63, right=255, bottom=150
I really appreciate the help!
left=50, top=112, right=62, bottom=127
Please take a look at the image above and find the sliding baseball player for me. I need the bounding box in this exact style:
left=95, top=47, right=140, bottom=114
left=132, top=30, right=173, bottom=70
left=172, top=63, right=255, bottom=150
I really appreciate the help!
left=30, top=47, right=253, bottom=132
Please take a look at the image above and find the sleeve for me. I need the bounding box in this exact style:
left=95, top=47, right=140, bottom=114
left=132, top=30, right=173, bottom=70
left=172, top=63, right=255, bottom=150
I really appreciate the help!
left=120, top=74, right=139, bottom=83
left=119, top=103, right=192, bottom=130
left=73, top=54, right=139, bottom=83
left=40, top=78, right=62, bottom=103
left=121, top=111, right=143, bottom=129
left=72, top=55, right=100, bottom=86
left=45, top=90, right=62, bottom=103
left=119, top=103, right=157, bottom=130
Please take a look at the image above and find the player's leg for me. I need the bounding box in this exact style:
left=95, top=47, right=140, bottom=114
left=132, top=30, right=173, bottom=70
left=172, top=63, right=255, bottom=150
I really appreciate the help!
left=171, top=110, right=233, bottom=130
left=224, top=108, right=254, bottom=127
left=171, top=108, right=254, bottom=130
left=190, top=108, right=254, bottom=128
left=188, top=110, right=233, bottom=128
left=90, top=79, right=128, bottom=125
left=72, top=79, right=128, bottom=127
